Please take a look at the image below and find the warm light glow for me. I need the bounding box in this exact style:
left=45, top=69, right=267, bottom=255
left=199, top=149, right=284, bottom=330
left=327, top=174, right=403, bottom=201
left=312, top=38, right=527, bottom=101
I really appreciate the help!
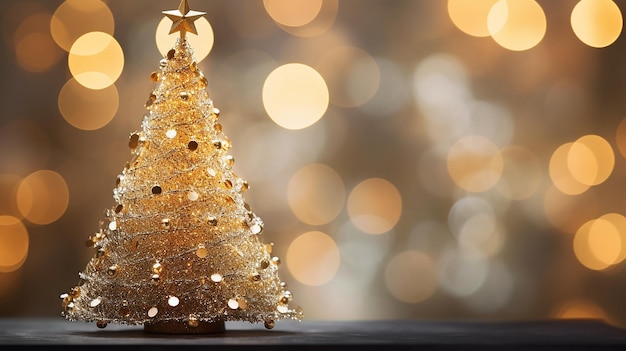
left=567, top=135, right=614, bottom=187
left=571, top=0, right=622, bottom=48
left=616, top=117, right=626, bottom=158
left=263, top=0, right=323, bottom=27
left=556, top=299, right=608, bottom=320
left=68, top=32, right=124, bottom=90
left=273, top=0, right=338, bottom=37
left=385, top=251, right=437, bottom=303
left=347, top=178, right=402, bottom=235
left=0, top=174, right=22, bottom=219
left=0, top=216, right=29, bottom=273
left=496, top=145, right=542, bottom=200
left=600, top=213, right=626, bottom=263
left=156, top=16, right=214, bottom=63
left=68, top=32, right=124, bottom=89
left=287, top=164, right=345, bottom=225
left=16, top=170, right=70, bottom=225
left=447, top=135, right=504, bottom=193
left=549, top=143, right=590, bottom=195
left=50, top=0, right=115, bottom=52
left=14, top=13, right=63, bottom=72
left=262, top=63, right=329, bottom=130
left=448, top=0, right=501, bottom=37
left=588, top=218, right=622, bottom=265
left=316, top=46, right=381, bottom=108
left=286, top=231, right=340, bottom=286
left=488, top=0, right=547, bottom=51
left=573, top=219, right=614, bottom=270
left=58, top=78, right=119, bottom=130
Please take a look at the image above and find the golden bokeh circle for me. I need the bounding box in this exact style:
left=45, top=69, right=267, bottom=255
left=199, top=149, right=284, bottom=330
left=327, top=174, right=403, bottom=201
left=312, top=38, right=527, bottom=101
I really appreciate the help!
left=58, top=78, right=119, bottom=130
left=0, top=216, right=29, bottom=273
left=16, top=170, right=70, bottom=225
left=286, top=231, right=340, bottom=286
left=567, top=135, right=614, bottom=187
left=488, top=0, right=547, bottom=51
left=448, top=0, right=501, bottom=37
left=573, top=219, right=614, bottom=271
left=263, top=63, right=329, bottom=130
left=347, top=178, right=402, bottom=235
left=385, top=251, right=437, bottom=303
left=549, top=142, right=589, bottom=195
left=447, top=135, right=504, bottom=193
left=50, top=0, right=115, bottom=52
left=287, top=164, right=345, bottom=225
left=14, top=13, right=63, bottom=72
left=263, top=0, right=323, bottom=27
left=571, top=0, right=622, bottom=48
left=68, top=31, right=124, bottom=90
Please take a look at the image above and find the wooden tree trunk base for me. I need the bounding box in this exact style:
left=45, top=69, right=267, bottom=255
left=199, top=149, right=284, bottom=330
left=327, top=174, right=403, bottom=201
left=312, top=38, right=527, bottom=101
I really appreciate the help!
left=144, top=319, right=225, bottom=334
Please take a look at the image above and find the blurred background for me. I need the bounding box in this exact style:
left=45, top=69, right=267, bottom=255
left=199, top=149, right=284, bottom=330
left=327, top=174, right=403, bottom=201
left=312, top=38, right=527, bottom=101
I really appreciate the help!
left=1, top=0, right=626, bottom=326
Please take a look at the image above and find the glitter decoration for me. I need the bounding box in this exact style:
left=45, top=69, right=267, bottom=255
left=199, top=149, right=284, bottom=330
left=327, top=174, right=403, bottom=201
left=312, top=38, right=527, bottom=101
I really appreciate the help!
left=168, top=296, right=180, bottom=307
left=188, top=314, right=199, bottom=327
left=61, top=0, right=301, bottom=334
left=148, top=307, right=159, bottom=318
left=90, top=297, right=102, bottom=308
left=210, top=273, right=222, bottom=283
left=227, top=299, right=239, bottom=310
left=166, top=129, right=177, bottom=138
left=188, top=191, right=199, bottom=201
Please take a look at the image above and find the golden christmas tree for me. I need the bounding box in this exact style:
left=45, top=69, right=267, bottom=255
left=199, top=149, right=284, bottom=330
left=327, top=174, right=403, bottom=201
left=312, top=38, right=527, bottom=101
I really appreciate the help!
left=61, top=0, right=301, bottom=334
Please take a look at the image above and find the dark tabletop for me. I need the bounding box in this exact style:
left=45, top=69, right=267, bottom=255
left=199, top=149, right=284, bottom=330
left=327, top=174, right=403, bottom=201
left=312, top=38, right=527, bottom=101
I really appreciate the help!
left=1, top=318, right=626, bottom=350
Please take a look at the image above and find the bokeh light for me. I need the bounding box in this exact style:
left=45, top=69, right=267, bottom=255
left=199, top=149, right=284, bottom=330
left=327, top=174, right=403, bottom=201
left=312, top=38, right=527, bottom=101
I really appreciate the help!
left=573, top=218, right=618, bottom=271
left=14, top=13, right=63, bottom=72
left=68, top=31, right=124, bottom=90
left=286, top=231, right=340, bottom=286
left=272, top=0, right=338, bottom=37
left=156, top=16, right=214, bottom=63
left=567, top=135, right=614, bottom=187
left=600, top=213, right=626, bottom=263
left=347, top=178, right=402, bottom=235
left=262, top=63, right=329, bottom=130
left=16, top=170, right=70, bottom=225
left=449, top=196, right=504, bottom=259
left=549, top=142, right=590, bottom=195
left=616, top=117, right=626, bottom=158
left=316, top=46, right=380, bottom=108
left=50, top=0, right=115, bottom=52
left=287, top=164, right=345, bottom=225
left=263, top=0, right=323, bottom=27
left=384, top=250, right=437, bottom=303
left=496, top=145, right=542, bottom=200
left=0, top=174, right=23, bottom=219
left=571, top=0, right=622, bottom=48
left=0, top=216, right=29, bottom=273
left=413, top=53, right=473, bottom=145
left=488, top=0, right=547, bottom=51
left=447, top=135, right=504, bottom=193
left=447, top=0, right=500, bottom=37
left=58, top=78, right=119, bottom=130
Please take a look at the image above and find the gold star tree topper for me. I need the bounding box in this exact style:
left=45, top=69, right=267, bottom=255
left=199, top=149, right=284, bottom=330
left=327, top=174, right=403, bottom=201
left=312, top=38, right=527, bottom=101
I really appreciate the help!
left=163, top=0, right=206, bottom=38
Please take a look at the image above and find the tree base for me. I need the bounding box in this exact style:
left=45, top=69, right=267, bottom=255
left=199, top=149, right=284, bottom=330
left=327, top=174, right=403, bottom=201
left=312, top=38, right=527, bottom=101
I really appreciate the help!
left=144, top=319, right=225, bottom=334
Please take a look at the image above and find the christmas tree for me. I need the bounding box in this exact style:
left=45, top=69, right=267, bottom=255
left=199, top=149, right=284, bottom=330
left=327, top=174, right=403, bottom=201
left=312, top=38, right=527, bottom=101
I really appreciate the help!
left=61, top=0, right=301, bottom=334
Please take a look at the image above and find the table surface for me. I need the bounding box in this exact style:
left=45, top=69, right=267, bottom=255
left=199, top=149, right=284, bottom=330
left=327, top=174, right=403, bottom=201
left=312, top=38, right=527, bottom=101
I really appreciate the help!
left=1, top=318, right=626, bottom=350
